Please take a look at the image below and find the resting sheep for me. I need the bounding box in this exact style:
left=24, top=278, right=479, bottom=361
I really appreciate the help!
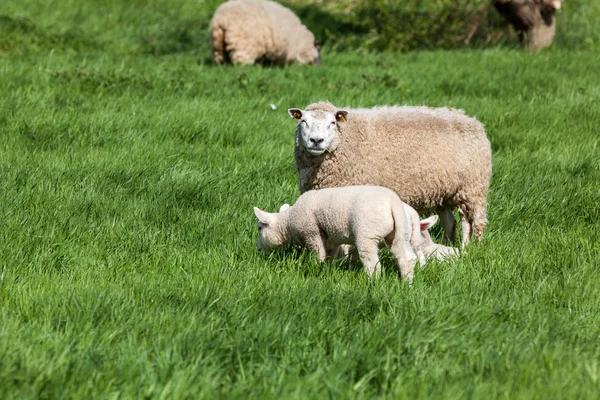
left=210, top=0, right=321, bottom=66
left=253, top=186, right=427, bottom=280
left=289, top=102, right=492, bottom=247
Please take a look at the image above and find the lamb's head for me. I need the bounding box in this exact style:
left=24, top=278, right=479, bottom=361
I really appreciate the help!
left=288, top=108, right=348, bottom=156
left=419, top=215, right=460, bottom=260
left=253, top=204, right=289, bottom=252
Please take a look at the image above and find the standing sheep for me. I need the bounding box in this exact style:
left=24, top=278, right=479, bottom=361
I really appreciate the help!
left=289, top=101, right=492, bottom=246
left=492, top=0, right=564, bottom=51
left=210, top=0, right=321, bottom=66
left=253, top=186, right=426, bottom=280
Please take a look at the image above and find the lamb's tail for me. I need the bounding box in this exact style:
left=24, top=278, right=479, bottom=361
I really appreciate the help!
left=391, top=200, right=424, bottom=266
left=210, top=22, right=227, bottom=65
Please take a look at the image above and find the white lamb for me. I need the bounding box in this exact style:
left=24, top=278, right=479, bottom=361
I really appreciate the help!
left=253, top=185, right=428, bottom=281
left=416, top=215, right=460, bottom=261
left=327, top=210, right=459, bottom=263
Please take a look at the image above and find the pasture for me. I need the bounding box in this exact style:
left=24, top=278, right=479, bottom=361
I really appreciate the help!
left=1, top=0, right=600, bottom=398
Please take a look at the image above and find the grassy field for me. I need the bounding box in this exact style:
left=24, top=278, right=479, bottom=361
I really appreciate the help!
left=1, top=1, right=600, bottom=399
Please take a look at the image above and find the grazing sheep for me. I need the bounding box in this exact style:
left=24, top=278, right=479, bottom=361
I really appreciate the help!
left=253, top=186, right=427, bottom=281
left=210, top=0, right=321, bottom=66
left=492, top=0, right=563, bottom=51
left=289, top=101, right=492, bottom=247
left=329, top=212, right=459, bottom=263
left=417, top=215, right=460, bottom=261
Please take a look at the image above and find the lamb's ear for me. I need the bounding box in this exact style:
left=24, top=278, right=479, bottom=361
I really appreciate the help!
left=279, top=203, right=290, bottom=213
left=254, top=207, right=275, bottom=225
left=288, top=108, right=303, bottom=120
left=420, top=215, right=439, bottom=231
left=335, top=110, right=348, bottom=123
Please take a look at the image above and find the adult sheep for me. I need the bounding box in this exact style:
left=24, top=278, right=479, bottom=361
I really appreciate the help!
left=210, top=0, right=321, bottom=66
left=492, top=0, right=564, bottom=51
left=288, top=102, right=492, bottom=246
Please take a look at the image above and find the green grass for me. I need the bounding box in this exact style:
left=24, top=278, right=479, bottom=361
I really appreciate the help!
left=1, top=1, right=600, bottom=399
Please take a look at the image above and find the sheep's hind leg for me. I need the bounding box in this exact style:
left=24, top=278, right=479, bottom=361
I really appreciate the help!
left=438, top=207, right=457, bottom=245
left=355, top=240, right=382, bottom=278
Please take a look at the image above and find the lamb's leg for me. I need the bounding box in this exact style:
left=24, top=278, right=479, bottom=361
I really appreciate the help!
left=389, top=238, right=417, bottom=283
left=355, top=240, right=382, bottom=278
left=327, top=244, right=356, bottom=261
left=438, top=207, right=457, bottom=245
left=305, top=234, right=327, bottom=261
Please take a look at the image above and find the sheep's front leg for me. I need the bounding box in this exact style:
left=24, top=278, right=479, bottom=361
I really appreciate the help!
left=305, top=234, right=327, bottom=261
left=355, top=239, right=381, bottom=278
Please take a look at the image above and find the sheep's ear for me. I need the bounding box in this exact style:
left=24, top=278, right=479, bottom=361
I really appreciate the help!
left=279, top=203, right=290, bottom=213
left=254, top=207, right=275, bottom=225
left=335, top=110, right=348, bottom=122
left=420, top=215, right=439, bottom=231
left=288, top=108, right=303, bottom=120
left=551, top=0, right=561, bottom=10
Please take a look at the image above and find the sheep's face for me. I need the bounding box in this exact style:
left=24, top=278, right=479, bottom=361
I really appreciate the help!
left=419, top=215, right=459, bottom=260
left=253, top=206, right=288, bottom=252
left=288, top=109, right=348, bottom=156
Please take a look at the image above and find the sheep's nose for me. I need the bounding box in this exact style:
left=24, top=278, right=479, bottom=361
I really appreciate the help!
left=309, top=137, right=324, bottom=145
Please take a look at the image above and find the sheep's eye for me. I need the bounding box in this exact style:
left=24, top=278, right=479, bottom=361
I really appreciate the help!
left=258, top=226, right=262, bottom=231
left=330, top=121, right=336, bottom=126
left=301, top=120, right=307, bottom=125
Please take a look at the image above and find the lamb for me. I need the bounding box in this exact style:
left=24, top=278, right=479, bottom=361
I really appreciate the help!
left=288, top=101, right=492, bottom=247
left=329, top=210, right=459, bottom=262
left=210, top=0, right=321, bottom=66
left=417, top=215, right=460, bottom=261
left=492, top=0, right=564, bottom=51
left=253, top=186, right=427, bottom=281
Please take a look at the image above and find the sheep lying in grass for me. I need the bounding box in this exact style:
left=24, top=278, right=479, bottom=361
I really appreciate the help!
left=210, top=0, right=321, bottom=66
left=254, top=186, right=427, bottom=281
left=289, top=102, right=492, bottom=247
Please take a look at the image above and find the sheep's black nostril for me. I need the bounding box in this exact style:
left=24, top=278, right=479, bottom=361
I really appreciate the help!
left=310, top=137, right=324, bottom=145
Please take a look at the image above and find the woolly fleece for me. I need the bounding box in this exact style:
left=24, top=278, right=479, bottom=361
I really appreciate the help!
left=292, top=101, right=492, bottom=245
left=254, top=186, right=425, bottom=280
left=210, top=0, right=320, bottom=66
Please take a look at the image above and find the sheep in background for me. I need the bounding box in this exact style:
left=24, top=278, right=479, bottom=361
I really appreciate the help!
left=492, top=0, right=564, bottom=51
left=254, top=186, right=427, bottom=281
left=289, top=101, right=492, bottom=247
left=210, top=0, right=321, bottom=66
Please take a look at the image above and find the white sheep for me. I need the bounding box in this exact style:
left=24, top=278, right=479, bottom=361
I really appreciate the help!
left=210, top=0, right=321, bottom=66
left=417, top=215, right=460, bottom=261
left=288, top=102, right=492, bottom=247
left=253, top=185, right=426, bottom=281
left=328, top=211, right=459, bottom=263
